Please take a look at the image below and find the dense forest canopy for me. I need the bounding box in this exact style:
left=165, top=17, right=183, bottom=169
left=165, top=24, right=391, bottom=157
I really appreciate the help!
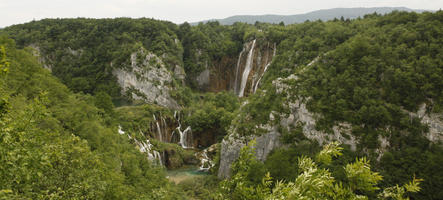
left=1, top=10, right=442, bottom=200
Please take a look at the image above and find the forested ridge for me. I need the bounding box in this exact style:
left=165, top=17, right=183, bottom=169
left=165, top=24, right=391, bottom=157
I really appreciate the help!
left=0, top=10, right=442, bottom=199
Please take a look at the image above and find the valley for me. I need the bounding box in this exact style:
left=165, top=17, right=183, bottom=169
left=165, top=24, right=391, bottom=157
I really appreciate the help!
left=0, top=8, right=442, bottom=200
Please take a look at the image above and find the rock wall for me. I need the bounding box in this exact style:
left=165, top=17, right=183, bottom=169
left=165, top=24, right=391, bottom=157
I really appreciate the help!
left=113, top=47, right=180, bottom=109
left=411, top=103, right=443, bottom=142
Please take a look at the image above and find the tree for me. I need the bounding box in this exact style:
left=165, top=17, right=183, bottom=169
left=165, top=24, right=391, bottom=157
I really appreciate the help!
left=218, top=142, right=422, bottom=200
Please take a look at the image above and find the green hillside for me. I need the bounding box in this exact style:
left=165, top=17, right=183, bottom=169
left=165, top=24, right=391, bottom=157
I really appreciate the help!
left=1, top=10, right=442, bottom=200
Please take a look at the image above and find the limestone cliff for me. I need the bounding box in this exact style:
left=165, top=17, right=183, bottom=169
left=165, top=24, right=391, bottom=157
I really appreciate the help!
left=113, top=47, right=180, bottom=109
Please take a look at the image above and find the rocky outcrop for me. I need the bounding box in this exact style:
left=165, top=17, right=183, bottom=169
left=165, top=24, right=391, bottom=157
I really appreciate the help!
left=113, top=48, right=180, bottom=109
left=218, top=72, right=357, bottom=179
left=411, top=103, right=443, bottom=142
left=29, top=44, right=56, bottom=71
left=218, top=127, right=281, bottom=178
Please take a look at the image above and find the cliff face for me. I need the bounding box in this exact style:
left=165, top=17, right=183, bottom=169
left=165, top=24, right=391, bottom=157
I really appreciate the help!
left=113, top=48, right=181, bottom=109
left=195, top=39, right=276, bottom=96
left=410, top=103, right=443, bottom=142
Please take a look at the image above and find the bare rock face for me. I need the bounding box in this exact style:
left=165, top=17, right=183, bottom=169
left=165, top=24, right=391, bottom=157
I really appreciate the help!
left=113, top=48, right=179, bottom=109
left=28, top=44, right=56, bottom=71
left=196, top=68, right=210, bottom=88
left=412, top=103, right=443, bottom=142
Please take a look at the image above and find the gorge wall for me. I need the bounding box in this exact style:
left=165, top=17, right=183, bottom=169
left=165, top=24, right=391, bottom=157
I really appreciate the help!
left=113, top=47, right=182, bottom=109
left=195, top=39, right=276, bottom=97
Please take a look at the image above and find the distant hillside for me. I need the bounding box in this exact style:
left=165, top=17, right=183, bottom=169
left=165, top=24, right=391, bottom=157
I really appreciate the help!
left=192, top=7, right=430, bottom=25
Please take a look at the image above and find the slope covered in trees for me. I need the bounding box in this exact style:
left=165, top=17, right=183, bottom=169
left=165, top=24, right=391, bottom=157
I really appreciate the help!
left=0, top=37, right=184, bottom=199
left=0, top=10, right=442, bottom=200
left=223, top=10, right=443, bottom=200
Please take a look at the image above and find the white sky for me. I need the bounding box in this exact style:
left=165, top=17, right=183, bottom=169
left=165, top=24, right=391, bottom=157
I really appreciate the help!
left=1, top=0, right=442, bottom=27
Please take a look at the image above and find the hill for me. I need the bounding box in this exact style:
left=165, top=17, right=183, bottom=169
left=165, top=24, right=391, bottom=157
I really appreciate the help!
left=192, top=7, right=429, bottom=25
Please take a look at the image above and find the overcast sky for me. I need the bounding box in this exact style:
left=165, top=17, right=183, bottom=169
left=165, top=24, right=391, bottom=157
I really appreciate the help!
left=1, top=0, right=442, bottom=27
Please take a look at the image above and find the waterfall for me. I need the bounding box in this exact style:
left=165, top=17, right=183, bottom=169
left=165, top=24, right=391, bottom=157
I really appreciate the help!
left=153, top=150, right=163, bottom=165
left=253, top=62, right=271, bottom=93
left=153, top=114, right=163, bottom=142
left=161, top=116, right=167, bottom=141
left=117, top=126, right=163, bottom=166
left=178, top=126, right=192, bottom=148
left=174, top=111, right=193, bottom=148
left=118, top=125, right=125, bottom=135
left=233, top=47, right=246, bottom=94
left=197, top=149, right=214, bottom=172
left=253, top=43, right=276, bottom=93
left=238, top=39, right=256, bottom=97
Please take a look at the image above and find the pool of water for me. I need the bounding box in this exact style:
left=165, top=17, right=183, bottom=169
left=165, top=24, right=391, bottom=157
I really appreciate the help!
left=166, top=166, right=209, bottom=184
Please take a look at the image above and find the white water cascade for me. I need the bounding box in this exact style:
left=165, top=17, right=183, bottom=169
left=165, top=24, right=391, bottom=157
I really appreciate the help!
left=178, top=126, right=192, bottom=148
left=197, top=149, right=214, bottom=172
left=174, top=111, right=193, bottom=148
left=153, top=114, right=163, bottom=142
left=233, top=47, right=246, bottom=94
left=117, top=125, right=163, bottom=165
left=238, top=39, right=256, bottom=97
left=253, top=43, right=276, bottom=93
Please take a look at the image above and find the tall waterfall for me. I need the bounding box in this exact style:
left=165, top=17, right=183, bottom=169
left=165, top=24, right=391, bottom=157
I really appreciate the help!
left=238, top=39, right=256, bottom=97
left=233, top=47, right=246, bottom=94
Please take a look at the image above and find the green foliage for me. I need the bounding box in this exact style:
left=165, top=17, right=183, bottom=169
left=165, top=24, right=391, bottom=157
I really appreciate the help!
left=0, top=46, right=9, bottom=74
left=95, top=91, right=115, bottom=115
left=178, top=176, right=219, bottom=200
left=0, top=36, right=182, bottom=199
left=218, top=140, right=267, bottom=200
left=1, top=18, right=183, bottom=98
left=219, top=142, right=421, bottom=200
left=233, top=11, right=442, bottom=199
left=316, top=141, right=344, bottom=165
left=184, top=91, right=240, bottom=143
left=345, top=157, right=383, bottom=192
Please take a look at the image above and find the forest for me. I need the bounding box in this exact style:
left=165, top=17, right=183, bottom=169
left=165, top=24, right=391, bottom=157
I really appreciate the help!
left=0, top=10, right=442, bottom=199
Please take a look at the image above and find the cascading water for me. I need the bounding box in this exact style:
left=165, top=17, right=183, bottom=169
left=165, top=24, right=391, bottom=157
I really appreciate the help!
left=197, top=149, right=214, bottom=172
left=117, top=125, right=163, bottom=165
left=233, top=47, right=246, bottom=94
left=253, top=43, right=276, bottom=93
left=174, top=111, right=193, bottom=148
left=153, top=114, right=163, bottom=142
left=238, top=39, right=256, bottom=97
left=118, top=125, right=125, bottom=135
left=178, top=126, right=192, bottom=148
left=253, top=62, right=270, bottom=93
